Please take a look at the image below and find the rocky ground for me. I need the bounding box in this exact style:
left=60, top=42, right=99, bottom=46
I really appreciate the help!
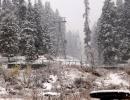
left=0, top=63, right=129, bottom=100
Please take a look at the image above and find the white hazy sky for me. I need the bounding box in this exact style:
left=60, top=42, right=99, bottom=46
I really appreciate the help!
left=31, top=0, right=116, bottom=37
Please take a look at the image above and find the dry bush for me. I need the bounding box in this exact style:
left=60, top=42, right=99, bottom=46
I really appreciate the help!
left=2, top=64, right=20, bottom=82
left=10, top=64, right=20, bottom=78
left=31, top=88, right=39, bottom=100
left=91, top=70, right=102, bottom=77
left=81, top=66, right=102, bottom=77
left=74, top=77, right=93, bottom=90
left=24, top=65, right=32, bottom=77
left=81, top=66, right=93, bottom=73
left=23, top=65, right=32, bottom=88
left=74, top=78, right=86, bottom=88
left=125, top=68, right=130, bottom=75
left=48, top=91, right=91, bottom=100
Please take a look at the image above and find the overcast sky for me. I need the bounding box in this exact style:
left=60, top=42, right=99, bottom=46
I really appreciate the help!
left=31, top=0, right=116, bottom=38
left=40, top=0, right=105, bottom=37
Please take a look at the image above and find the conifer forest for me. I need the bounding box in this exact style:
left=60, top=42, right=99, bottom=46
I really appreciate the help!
left=0, top=0, right=129, bottom=100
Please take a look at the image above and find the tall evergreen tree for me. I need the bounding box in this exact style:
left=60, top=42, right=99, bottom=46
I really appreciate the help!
left=17, top=0, right=27, bottom=26
left=19, top=0, right=38, bottom=60
left=121, top=0, right=130, bottom=60
left=113, top=0, right=125, bottom=62
left=34, top=1, right=46, bottom=54
left=0, top=17, right=19, bottom=61
left=20, top=23, right=37, bottom=61
left=0, top=0, right=1, bottom=8
left=41, top=1, right=57, bottom=56
left=26, top=0, right=34, bottom=22
left=116, top=0, right=123, bottom=7
left=2, top=0, right=12, bottom=10
left=84, top=0, right=94, bottom=66
left=84, top=0, right=91, bottom=45
left=97, top=0, right=117, bottom=64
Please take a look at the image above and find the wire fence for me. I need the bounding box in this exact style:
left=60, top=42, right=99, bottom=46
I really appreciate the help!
left=0, top=57, right=87, bottom=68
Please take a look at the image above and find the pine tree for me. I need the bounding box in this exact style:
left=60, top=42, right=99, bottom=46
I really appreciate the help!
left=91, top=22, right=101, bottom=64
left=34, top=1, right=47, bottom=55
left=84, top=0, right=91, bottom=45
left=97, top=0, right=117, bottom=64
left=116, top=0, right=123, bottom=7
left=20, top=24, right=37, bottom=61
left=43, top=1, right=55, bottom=55
left=12, top=0, right=19, bottom=7
left=17, top=0, right=27, bottom=26
left=0, top=20, right=19, bottom=61
left=26, top=0, right=35, bottom=22
left=84, top=0, right=95, bottom=66
left=19, top=1, right=37, bottom=60
left=0, top=0, right=1, bottom=8
left=47, top=9, right=58, bottom=56
left=2, top=0, right=12, bottom=10
left=0, top=0, right=19, bottom=62
left=121, top=0, right=130, bottom=60
left=113, top=0, right=125, bottom=62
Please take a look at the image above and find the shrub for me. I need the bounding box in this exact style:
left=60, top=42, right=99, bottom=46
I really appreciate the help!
left=74, top=78, right=86, bottom=88
left=23, top=65, right=32, bottom=88
left=10, top=64, right=20, bottom=78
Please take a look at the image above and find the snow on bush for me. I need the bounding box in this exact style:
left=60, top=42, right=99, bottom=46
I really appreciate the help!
left=0, top=87, right=8, bottom=95
left=61, top=68, right=90, bottom=88
left=43, top=75, right=58, bottom=91
left=94, top=72, right=130, bottom=90
left=43, top=82, right=52, bottom=91
left=49, top=75, right=57, bottom=83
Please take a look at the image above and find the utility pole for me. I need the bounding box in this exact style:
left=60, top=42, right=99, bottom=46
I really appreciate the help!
left=54, top=17, right=67, bottom=58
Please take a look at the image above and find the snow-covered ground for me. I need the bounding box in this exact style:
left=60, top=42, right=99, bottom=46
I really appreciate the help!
left=0, top=98, right=25, bottom=100
left=0, top=55, right=87, bottom=66
left=43, top=75, right=58, bottom=91
left=0, top=57, right=130, bottom=99
left=55, top=56, right=86, bottom=66
left=43, top=92, right=60, bottom=96
left=0, top=87, right=8, bottom=95
left=94, top=72, right=130, bottom=90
